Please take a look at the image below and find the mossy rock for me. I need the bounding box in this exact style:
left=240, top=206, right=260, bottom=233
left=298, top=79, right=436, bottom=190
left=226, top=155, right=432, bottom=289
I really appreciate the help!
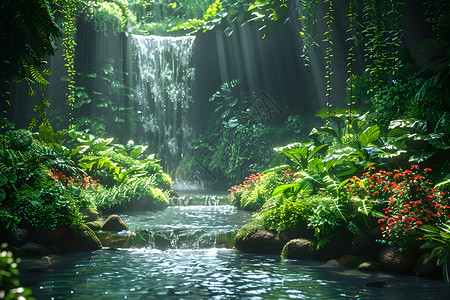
left=20, top=242, right=50, bottom=257
left=96, top=231, right=132, bottom=248
left=338, top=255, right=373, bottom=269
left=132, top=229, right=151, bottom=248
left=85, top=221, right=103, bottom=231
left=235, top=229, right=286, bottom=255
left=281, top=239, right=316, bottom=260
left=101, top=215, right=130, bottom=232
left=64, top=225, right=103, bottom=252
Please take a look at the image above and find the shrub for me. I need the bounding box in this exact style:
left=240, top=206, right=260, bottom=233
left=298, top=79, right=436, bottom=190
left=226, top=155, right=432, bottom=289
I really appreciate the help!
left=95, top=177, right=169, bottom=210
left=252, top=195, right=312, bottom=232
left=229, top=172, right=283, bottom=211
left=346, top=165, right=450, bottom=250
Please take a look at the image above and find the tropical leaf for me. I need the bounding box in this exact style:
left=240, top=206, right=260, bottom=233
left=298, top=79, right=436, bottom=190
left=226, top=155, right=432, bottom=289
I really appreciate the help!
left=359, top=125, right=380, bottom=147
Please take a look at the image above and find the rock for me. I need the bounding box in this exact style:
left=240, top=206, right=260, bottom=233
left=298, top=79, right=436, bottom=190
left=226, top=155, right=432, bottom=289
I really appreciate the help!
left=85, top=221, right=103, bottom=231
left=337, top=255, right=371, bottom=269
left=61, top=224, right=103, bottom=252
left=235, top=229, right=286, bottom=255
left=357, top=261, right=381, bottom=272
left=281, top=239, right=316, bottom=260
left=101, top=215, right=130, bottom=232
left=378, top=246, right=419, bottom=274
left=82, top=209, right=99, bottom=222
left=325, top=259, right=340, bottom=267
left=154, top=233, right=171, bottom=250
left=216, top=232, right=236, bottom=249
left=28, top=225, right=102, bottom=253
left=11, top=228, right=29, bottom=247
left=132, top=229, right=151, bottom=248
left=413, top=252, right=441, bottom=277
left=96, top=231, right=132, bottom=248
left=20, top=242, right=50, bottom=257
left=20, top=255, right=58, bottom=273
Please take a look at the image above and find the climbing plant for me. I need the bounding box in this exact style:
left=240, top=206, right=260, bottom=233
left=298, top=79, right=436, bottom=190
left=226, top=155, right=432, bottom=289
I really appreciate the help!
left=0, top=0, right=62, bottom=131
left=323, top=0, right=333, bottom=116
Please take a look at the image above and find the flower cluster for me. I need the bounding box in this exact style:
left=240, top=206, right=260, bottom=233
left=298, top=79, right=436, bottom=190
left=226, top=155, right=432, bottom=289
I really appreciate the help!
left=46, top=168, right=99, bottom=192
left=347, top=165, right=449, bottom=250
left=228, top=173, right=261, bottom=200
left=281, top=168, right=300, bottom=181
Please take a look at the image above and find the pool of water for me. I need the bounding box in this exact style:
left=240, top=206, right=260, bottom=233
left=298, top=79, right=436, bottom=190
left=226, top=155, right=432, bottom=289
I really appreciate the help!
left=19, top=193, right=450, bottom=299
left=21, top=249, right=450, bottom=299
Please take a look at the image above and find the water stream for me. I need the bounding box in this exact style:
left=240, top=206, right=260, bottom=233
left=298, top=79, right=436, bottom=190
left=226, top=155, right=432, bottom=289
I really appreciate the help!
left=20, top=192, right=450, bottom=299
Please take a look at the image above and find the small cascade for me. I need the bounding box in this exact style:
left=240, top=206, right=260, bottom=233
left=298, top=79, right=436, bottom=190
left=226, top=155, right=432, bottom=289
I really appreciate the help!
left=169, top=193, right=229, bottom=206
left=131, top=35, right=195, bottom=170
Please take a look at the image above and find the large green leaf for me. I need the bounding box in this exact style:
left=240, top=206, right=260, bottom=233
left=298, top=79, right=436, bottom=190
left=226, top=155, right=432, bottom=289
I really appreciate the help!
left=360, top=125, right=380, bottom=147
left=39, top=123, right=54, bottom=143
left=130, top=147, right=143, bottom=159
left=307, top=143, right=329, bottom=160
left=272, top=180, right=314, bottom=197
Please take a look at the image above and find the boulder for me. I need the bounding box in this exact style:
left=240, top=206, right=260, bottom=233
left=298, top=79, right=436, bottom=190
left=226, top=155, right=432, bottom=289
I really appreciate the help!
left=11, top=228, right=29, bottom=247
left=101, top=215, right=130, bottom=232
left=60, top=224, right=103, bottom=252
left=82, top=209, right=100, bottom=222
left=20, top=242, right=50, bottom=257
left=281, top=239, right=316, bottom=260
left=96, top=231, right=132, bottom=248
left=378, top=246, right=419, bottom=274
left=85, top=221, right=103, bottom=231
left=19, top=255, right=58, bottom=273
left=28, top=225, right=102, bottom=253
left=357, top=261, right=381, bottom=272
left=413, top=252, right=441, bottom=278
left=235, top=229, right=286, bottom=254
left=338, top=255, right=370, bottom=269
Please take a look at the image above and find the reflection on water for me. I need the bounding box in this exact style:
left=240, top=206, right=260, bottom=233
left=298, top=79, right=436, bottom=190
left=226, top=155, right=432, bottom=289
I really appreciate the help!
left=19, top=202, right=450, bottom=299
left=119, top=205, right=250, bottom=231
left=22, top=248, right=450, bottom=299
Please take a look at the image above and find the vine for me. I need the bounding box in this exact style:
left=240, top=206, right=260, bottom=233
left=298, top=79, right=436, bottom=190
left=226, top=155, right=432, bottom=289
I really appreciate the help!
left=323, top=0, right=333, bottom=116
left=346, top=0, right=359, bottom=126
left=298, top=0, right=319, bottom=67
left=58, top=0, right=78, bottom=123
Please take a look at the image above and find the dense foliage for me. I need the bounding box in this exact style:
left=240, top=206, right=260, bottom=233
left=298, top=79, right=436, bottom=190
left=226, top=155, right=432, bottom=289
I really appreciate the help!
left=233, top=106, right=450, bottom=250
left=0, top=128, right=172, bottom=232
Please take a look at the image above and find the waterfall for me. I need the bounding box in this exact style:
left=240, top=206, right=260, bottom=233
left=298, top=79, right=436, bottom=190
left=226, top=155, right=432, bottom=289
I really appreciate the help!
left=131, top=35, right=195, bottom=170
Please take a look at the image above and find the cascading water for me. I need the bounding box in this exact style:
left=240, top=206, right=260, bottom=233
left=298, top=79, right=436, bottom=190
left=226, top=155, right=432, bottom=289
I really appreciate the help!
left=131, top=35, right=195, bottom=171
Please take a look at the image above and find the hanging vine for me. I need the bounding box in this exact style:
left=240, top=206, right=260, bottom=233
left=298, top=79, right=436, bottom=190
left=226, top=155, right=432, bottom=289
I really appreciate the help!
left=298, top=0, right=319, bottom=67
left=58, top=0, right=78, bottom=123
left=346, top=0, right=360, bottom=127
left=323, top=0, right=333, bottom=117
